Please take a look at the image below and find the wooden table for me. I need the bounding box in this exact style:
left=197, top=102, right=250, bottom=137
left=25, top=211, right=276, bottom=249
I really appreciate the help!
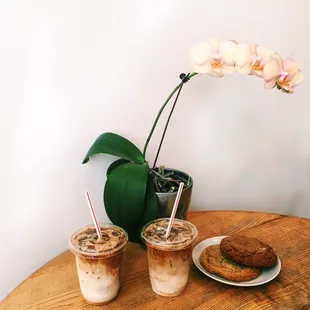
left=2, top=211, right=310, bottom=310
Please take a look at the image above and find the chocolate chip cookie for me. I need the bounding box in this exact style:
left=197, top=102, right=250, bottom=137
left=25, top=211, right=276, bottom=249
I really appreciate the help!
left=200, top=245, right=261, bottom=282
left=220, top=235, right=277, bottom=268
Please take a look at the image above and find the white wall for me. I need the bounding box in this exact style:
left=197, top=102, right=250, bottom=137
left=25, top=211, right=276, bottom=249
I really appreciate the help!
left=1, top=0, right=309, bottom=301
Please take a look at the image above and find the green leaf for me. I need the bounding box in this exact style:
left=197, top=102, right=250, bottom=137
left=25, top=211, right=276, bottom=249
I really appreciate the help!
left=106, top=159, right=129, bottom=177
left=141, top=176, right=159, bottom=224
left=123, top=175, right=159, bottom=243
left=82, top=132, right=144, bottom=164
left=104, top=162, right=149, bottom=230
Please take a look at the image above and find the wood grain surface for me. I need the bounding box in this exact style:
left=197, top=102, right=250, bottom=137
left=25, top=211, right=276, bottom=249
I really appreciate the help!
left=1, top=211, right=309, bottom=310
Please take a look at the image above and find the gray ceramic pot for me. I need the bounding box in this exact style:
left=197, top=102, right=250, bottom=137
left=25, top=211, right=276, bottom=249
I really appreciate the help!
left=155, top=168, right=193, bottom=220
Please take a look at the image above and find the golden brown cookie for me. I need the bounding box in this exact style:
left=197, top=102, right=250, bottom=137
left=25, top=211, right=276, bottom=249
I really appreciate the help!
left=200, top=245, right=261, bottom=282
left=220, top=235, right=277, bottom=268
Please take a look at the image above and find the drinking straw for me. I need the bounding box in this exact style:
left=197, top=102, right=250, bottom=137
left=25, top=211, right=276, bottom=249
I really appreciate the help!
left=165, top=182, right=184, bottom=238
left=84, top=190, right=103, bottom=241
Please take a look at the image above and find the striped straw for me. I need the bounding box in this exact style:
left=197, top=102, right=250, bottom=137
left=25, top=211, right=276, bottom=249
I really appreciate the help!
left=84, top=190, right=103, bottom=241
left=165, top=182, right=184, bottom=239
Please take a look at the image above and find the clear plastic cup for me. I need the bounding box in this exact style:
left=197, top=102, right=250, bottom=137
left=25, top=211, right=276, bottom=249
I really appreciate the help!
left=69, top=224, right=128, bottom=305
left=141, top=218, right=198, bottom=297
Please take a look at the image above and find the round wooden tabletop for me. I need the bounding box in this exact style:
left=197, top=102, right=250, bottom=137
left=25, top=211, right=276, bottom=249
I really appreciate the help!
left=1, top=211, right=310, bottom=310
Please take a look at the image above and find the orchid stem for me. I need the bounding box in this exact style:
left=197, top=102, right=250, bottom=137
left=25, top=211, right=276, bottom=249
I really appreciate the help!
left=142, top=72, right=198, bottom=158
left=152, top=82, right=184, bottom=169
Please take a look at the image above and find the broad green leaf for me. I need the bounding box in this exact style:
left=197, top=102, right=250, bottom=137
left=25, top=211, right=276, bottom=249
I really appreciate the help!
left=126, top=226, right=142, bottom=243
left=141, top=176, right=159, bottom=224
left=82, top=132, right=144, bottom=164
left=104, top=162, right=149, bottom=230
left=106, top=159, right=129, bottom=177
left=123, top=175, right=159, bottom=243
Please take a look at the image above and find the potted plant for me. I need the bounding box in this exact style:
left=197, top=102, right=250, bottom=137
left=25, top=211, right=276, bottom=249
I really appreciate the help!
left=83, top=38, right=303, bottom=242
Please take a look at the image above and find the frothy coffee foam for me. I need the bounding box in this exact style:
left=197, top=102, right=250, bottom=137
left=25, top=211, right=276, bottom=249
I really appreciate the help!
left=143, top=219, right=196, bottom=247
left=72, top=226, right=126, bottom=254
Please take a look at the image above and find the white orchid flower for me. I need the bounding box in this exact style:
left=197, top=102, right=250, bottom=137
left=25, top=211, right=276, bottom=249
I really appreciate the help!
left=234, top=44, right=278, bottom=77
left=190, top=38, right=237, bottom=77
left=263, top=57, right=304, bottom=94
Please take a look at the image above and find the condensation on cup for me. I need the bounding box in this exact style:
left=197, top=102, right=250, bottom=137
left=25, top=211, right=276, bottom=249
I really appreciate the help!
left=141, top=218, right=198, bottom=297
left=69, top=224, right=128, bottom=305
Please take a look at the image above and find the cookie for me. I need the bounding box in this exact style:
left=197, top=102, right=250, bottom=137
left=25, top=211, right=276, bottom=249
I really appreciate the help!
left=220, top=235, right=277, bottom=268
left=200, top=245, right=261, bottom=282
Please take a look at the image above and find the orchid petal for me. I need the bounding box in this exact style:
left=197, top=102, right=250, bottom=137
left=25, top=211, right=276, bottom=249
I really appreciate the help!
left=222, top=65, right=235, bottom=74
left=235, top=44, right=252, bottom=67
left=219, top=40, right=236, bottom=65
left=190, top=42, right=213, bottom=67
left=213, top=66, right=224, bottom=74
left=280, top=85, right=294, bottom=94
left=208, top=38, right=220, bottom=51
left=264, top=78, right=277, bottom=89
left=250, top=44, right=258, bottom=53
left=271, top=53, right=283, bottom=66
left=208, top=69, right=224, bottom=78
left=263, top=58, right=281, bottom=82
left=192, top=61, right=212, bottom=74
left=283, top=58, right=299, bottom=76
left=252, top=69, right=264, bottom=78
left=257, top=46, right=277, bottom=61
left=235, top=64, right=252, bottom=75
left=290, top=70, right=304, bottom=87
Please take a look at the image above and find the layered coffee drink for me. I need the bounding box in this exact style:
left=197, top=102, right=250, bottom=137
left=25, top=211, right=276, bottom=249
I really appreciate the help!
left=141, top=218, right=198, bottom=297
left=69, top=224, right=128, bottom=305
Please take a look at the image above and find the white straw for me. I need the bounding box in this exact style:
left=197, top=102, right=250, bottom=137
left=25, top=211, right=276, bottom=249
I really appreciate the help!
left=165, top=182, right=184, bottom=239
left=84, top=190, right=103, bottom=241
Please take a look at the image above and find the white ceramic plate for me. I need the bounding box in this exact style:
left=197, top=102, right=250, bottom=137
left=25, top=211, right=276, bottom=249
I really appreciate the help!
left=192, top=236, right=281, bottom=287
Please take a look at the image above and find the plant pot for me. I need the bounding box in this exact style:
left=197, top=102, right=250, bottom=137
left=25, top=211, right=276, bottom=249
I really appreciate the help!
left=155, top=168, right=193, bottom=220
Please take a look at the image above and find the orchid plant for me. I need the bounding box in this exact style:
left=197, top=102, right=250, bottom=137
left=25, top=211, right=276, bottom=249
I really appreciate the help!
left=83, top=38, right=303, bottom=241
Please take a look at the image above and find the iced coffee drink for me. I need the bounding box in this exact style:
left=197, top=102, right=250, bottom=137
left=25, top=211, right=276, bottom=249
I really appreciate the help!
left=141, top=218, right=198, bottom=297
left=69, top=224, right=128, bottom=305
